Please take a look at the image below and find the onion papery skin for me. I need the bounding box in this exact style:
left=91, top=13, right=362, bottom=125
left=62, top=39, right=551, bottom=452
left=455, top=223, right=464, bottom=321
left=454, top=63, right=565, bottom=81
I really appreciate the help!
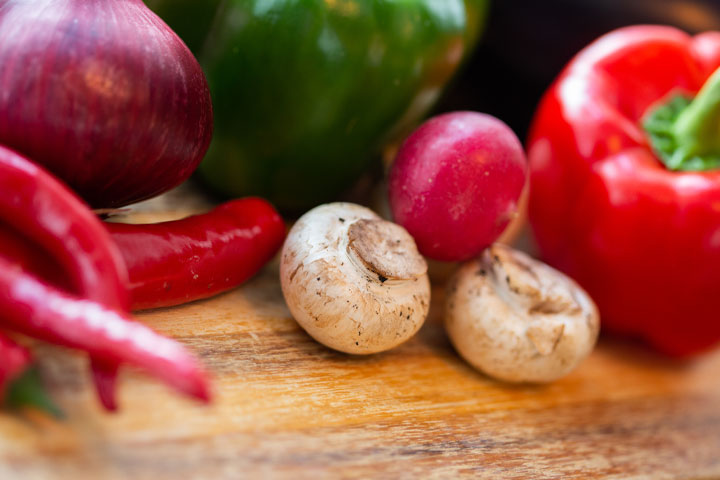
left=0, top=0, right=213, bottom=208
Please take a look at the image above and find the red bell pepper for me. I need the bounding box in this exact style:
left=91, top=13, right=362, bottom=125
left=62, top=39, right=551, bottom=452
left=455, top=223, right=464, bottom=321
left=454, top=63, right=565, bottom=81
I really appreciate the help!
left=528, top=26, right=720, bottom=356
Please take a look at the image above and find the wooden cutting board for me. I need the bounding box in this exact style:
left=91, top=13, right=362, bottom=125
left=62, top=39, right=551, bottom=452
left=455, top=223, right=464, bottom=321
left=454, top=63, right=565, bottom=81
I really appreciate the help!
left=0, top=185, right=719, bottom=480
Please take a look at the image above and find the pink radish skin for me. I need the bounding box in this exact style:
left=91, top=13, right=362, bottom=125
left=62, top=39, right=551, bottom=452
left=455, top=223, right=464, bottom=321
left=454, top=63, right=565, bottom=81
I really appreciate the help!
left=389, top=111, right=527, bottom=262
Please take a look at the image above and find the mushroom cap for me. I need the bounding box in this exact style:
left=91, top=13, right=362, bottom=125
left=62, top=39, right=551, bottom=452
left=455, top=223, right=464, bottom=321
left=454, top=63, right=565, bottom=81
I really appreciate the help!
left=445, top=244, right=600, bottom=383
left=280, top=203, right=431, bottom=354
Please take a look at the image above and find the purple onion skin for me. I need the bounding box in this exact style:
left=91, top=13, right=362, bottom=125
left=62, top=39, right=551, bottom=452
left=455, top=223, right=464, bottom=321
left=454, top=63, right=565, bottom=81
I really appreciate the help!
left=0, top=0, right=213, bottom=208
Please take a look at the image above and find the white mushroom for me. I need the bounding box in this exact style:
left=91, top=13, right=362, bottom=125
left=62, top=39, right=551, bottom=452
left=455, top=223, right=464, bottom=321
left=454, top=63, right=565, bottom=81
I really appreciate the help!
left=280, top=203, right=430, bottom=354
left=445, top=244, right=599, bottom=383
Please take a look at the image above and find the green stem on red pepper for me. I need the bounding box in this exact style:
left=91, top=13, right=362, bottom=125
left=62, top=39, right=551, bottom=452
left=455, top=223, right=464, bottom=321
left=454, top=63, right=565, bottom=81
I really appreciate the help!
left=645, top=66, right=720, bottom=171
left=528, top=25, right=720, bottom=356
left=5, top=368, right=63, bottom=418
left=0, top=333, right=61, bottom=417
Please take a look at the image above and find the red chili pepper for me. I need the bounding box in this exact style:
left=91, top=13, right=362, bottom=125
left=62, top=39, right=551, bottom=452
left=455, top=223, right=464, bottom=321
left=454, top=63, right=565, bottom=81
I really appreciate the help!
left=528, top=26, right=720, bottom=356
left=1, top=190, right=285, bottom=313
left=0, top=145, right=209, bottom=407
left=0, top=258, right=209, bottom=401
left=107, top=198, right=285, bottom=311
left=0, top=226, right=59, bottom=284
left=0, top=148, right=129, bottom=308
left=0, top=145, right=127, bottom=408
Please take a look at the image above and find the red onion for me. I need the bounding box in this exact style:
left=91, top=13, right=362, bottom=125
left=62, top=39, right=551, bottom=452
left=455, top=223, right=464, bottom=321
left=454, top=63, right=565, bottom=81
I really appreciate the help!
left=0, top=0, right=213, bottom=208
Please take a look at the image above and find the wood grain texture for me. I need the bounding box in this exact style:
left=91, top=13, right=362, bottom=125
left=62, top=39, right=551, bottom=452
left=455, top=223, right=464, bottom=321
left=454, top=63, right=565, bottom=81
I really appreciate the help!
left=1, top=184, right=719, bottom=479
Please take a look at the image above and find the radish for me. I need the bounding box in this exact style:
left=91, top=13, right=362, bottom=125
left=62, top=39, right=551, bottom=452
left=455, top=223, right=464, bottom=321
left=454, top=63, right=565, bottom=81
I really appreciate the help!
left=388, top=111, right=527, bottom=262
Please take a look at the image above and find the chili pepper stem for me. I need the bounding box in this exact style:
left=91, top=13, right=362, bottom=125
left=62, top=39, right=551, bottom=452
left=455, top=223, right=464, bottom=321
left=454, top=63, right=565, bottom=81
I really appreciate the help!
left=6, top=368, right=64, bottom=419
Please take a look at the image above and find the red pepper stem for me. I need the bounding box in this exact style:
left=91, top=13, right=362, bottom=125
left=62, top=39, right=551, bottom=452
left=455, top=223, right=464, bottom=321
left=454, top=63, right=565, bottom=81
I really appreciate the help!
left=672, top=66, right=720, bottom=159
left=5, top=368, right=64, bottom=418
left=645, top=66, right=720, bottom=171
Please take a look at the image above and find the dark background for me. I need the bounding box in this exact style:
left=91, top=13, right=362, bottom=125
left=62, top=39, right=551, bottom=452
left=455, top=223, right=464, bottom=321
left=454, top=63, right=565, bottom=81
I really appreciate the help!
left=436, top=0, right=720, bottom=140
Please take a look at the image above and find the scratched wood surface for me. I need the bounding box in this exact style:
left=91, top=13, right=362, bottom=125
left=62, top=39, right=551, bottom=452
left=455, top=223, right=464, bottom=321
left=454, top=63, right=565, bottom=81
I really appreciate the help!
left=1, top=183, right=719, bottom=480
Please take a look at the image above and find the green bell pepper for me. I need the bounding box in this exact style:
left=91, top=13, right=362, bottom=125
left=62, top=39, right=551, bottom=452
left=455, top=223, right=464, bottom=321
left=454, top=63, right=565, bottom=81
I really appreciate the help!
left=147, top=0, right=488, bottom=211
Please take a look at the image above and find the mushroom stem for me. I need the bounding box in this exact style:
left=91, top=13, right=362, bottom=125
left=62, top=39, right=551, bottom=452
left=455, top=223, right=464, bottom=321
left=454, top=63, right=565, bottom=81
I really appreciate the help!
left=346, top=218, right=428, bottom=283
left=527, top=322, right=565, bottom=356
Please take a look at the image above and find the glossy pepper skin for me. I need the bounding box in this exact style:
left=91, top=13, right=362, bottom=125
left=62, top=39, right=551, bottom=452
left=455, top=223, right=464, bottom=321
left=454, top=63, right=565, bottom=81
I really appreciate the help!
left=0, top=258, right=210, bottom=402
left=0, top=145, right=209, bottom=408
left=108, top=198, right=286, bottom=311
left=528, top=26, right=720, bottom=356
left=3, top=198, right=285, bottom=312
left=0, top=144, right=130, bottom=408
left=147, top=0, right=487, bottom=212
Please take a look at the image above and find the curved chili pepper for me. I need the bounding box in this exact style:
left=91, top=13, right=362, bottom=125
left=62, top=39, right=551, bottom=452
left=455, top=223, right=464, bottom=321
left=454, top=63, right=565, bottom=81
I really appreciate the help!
left=107, top=198, right=286, bottom=310
left=0, top=145, right=208, bottom=408
left=0, top=145, right=127, bottom=408
left=0, top=257, right=210, bottom=401
left=0, top=225, right=63, bottom=286
left=0, top=230, right=53, bottom=410
left=0, top=147, right=129, bottom=307
left=2, top=197, right=285, bottom=312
